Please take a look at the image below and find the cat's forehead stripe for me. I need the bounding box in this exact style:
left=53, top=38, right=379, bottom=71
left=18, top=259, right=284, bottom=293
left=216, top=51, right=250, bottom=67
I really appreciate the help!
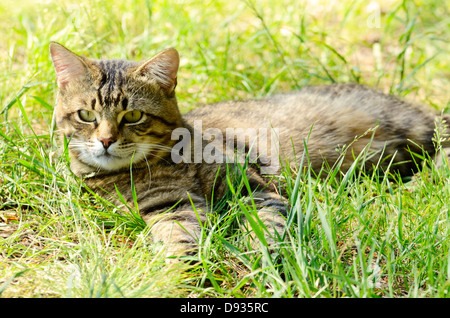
left=122, top=98, right=128, bottom=110
left=96, top=71, right=107, bottom=106
left=96, top=60, right=129, bottom=109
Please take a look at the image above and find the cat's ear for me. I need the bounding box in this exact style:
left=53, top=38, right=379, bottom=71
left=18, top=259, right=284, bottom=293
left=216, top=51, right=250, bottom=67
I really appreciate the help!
left=49, top=42, right=89, bottom=89
left=134, top=48, right=179, bottom=92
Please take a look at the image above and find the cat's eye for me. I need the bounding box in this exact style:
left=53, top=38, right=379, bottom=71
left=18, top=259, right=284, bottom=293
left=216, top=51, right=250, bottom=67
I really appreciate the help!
left=123, top=111, right=143, bottom=124
left=78, top=110, right=96, bottom=122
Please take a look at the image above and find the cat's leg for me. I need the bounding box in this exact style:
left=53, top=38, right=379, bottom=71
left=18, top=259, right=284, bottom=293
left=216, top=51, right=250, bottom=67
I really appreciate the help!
left=243, top=190, right=288, bottom=250
left=144, top=207, right=207, bottom=263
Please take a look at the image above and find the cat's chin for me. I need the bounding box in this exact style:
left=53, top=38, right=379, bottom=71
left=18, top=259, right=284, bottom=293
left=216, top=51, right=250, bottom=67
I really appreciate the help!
left=94, top=154, right=133, bottom=171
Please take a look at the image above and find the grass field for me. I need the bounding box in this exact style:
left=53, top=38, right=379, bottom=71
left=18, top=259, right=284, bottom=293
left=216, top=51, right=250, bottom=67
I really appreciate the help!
left=1, top=0, right=449, bottom=298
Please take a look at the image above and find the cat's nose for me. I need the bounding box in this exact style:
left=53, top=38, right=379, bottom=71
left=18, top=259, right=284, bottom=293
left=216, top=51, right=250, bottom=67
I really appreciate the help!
left=98, top=137, right=116, bottom=149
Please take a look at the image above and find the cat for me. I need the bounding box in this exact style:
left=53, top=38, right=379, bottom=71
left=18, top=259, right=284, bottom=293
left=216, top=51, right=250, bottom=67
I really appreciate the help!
left=49, top=42, right=449, bottom=262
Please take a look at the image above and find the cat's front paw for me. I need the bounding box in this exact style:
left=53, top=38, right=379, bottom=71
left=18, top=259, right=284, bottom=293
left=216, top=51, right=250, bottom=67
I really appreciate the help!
left=147, top=209, right=205, bottom=264
left=243, top=207, right=287, bottom=253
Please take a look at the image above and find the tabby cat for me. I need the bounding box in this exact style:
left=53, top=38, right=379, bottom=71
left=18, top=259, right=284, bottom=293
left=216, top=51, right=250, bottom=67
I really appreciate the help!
left=49, top=42, right=449, bottom=261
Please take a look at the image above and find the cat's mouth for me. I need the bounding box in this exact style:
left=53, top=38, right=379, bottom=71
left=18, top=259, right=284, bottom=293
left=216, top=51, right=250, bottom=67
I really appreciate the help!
left=96, top=146, right=121, bottom=157
left=91, top=151, right=136, bottom=171
left=101, top=152, right=113, bottom=158
left=98, top=151, right=122, bottom=161
left=91, top=147, right=121, bottom=161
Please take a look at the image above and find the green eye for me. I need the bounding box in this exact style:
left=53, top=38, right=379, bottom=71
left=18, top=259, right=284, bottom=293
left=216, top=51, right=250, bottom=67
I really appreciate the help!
left=123, top=111, right=143, bottom=123
left=78, top=110, right=96, bottom=122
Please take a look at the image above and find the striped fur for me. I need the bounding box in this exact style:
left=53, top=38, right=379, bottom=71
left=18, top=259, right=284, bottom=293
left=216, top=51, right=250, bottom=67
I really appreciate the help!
left=50, top=42, right=449, bottom=262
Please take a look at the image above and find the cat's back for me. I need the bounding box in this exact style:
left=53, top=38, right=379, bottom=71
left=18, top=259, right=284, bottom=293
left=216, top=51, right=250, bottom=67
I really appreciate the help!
left=184, top=83, right=438, bottom=174
left=184, top=83, right=435, bottom=134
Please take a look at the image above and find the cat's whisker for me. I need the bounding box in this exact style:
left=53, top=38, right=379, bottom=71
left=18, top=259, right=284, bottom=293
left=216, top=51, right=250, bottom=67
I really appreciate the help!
left=142, top=154, right=152, bottom=191
left=136, top=143, right=173, bottom=152
left=139, top=149, right=171, bottom=165
left=68, top=141, right=97, bottom=150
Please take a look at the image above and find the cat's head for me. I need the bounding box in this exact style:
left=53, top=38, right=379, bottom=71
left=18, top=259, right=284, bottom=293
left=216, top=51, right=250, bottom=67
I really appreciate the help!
left=50, top=42, right=183, bottom=176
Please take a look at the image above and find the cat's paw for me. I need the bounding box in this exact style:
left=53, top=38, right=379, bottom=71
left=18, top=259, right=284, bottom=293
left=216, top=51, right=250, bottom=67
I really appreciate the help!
left=244, top=207, right=286, bottom=251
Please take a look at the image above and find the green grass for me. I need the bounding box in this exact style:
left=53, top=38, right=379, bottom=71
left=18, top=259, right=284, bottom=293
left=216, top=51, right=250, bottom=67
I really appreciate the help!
left=1, top=0, right=450, bottom=298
